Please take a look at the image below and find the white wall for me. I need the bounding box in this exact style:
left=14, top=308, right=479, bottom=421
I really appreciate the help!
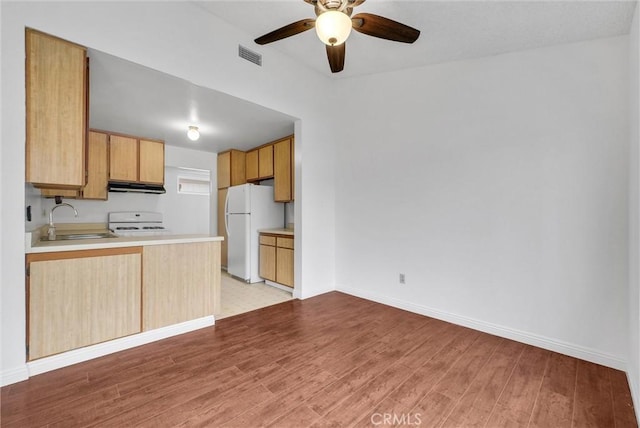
left=1, top=1, right=337, bottom=385
left=628, top=3, right=640, bottom=416
left=334, top=37, right=630, bottom=368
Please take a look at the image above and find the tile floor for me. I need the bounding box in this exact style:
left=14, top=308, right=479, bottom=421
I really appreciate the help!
left=217, top=272, right=294, bottom=319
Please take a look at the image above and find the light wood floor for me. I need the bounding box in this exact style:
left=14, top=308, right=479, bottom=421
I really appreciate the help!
left=1, top=292, right=637, bottom=427
left=218, top=273, right=293, bottom=320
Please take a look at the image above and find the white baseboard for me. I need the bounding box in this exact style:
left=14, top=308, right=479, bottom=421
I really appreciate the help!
left=26, top=316, right=215, bottom=378
left=337, top=285, right=626, bottom=370
left=299, top=286, right=334, bottom=300
left=1, top=365, right=30, bottom=387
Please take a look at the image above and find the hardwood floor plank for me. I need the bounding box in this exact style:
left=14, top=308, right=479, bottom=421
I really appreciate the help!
left=4, top=386, right=119, bottom=428
left=266, top=404, right=321, bottom=428
left=350, top=327, right=481, bottom=428
left=89, top=365, right=248, bottom=426
left=572, top=360, right=616, bottom=428
left=176, top=384, right=274, bottom=427
left=223, top=367, right=336, bottom=427
left=432, top=332, right=502, bottom=400
left=610, top=368, right=638, bottom=428
left=307, top=347, right=411, bottom=417
left=528, top=352, right=577, bottom=428
left=315, top=362, right=416, bottom=427
left=405, top=333, right=502, bottom=427
left=485, top=345, right=550, bottom=427
left=439, top=339, right=525, bottom=428
left=386, top=328, right=481, bottom=410
left=1, top=292, right=636, bottom=428
left=395, top=321, right=466, bottom=369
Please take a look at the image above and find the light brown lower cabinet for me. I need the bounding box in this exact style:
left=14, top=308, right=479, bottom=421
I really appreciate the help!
left=259, top=236, right=276, bottom=282
left=143, top=241, right=221, bottom=330
left=26, top=247, right=142, bottom=360
left=26, top=240, right=222, bottom=361
left=259, top=233, right=293, bottom=288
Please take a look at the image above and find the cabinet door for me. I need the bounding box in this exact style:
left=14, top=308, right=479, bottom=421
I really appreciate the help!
left=260, top=243, right=276, bottom=281
left=82, top=131, right=109, bottom=200
left=28, top=249, right=142, bottom=360
left=274, top=138, right=292, bottom=202
left=143, top=242, right=221, bottom=329
left=217, top=188, right=228, bottom=267
left=259, top=145, right=274, bottom=178
left=39, top=130, right=107, bottom=199
left=246, top=149, right=259, bottom=182
left=276, top=247, right=294, bottom=287
left=109, top=135, right=138, bottom=182
left=139, top=139, right=164, bottom=184
left=230, top=150, right=247, bottom=187
left=217, top=151, right=230, bottom=189
left=26, top=29, right=87, bottom=188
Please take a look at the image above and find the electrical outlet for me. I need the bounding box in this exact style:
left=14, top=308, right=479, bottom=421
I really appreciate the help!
left=399, top=273, right=405, bottom=284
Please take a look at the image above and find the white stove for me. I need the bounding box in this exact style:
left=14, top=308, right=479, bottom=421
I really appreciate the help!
left=108, top=212, right=171, bottom=237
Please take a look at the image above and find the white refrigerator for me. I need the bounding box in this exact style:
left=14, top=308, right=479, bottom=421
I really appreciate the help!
left=225, top=183, right=284, bottom=282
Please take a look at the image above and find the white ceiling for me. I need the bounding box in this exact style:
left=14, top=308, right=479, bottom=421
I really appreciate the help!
left=197, top=0, right=637, bottom=78
left=89, top=49, right=296, bottom=153
left=88, top=1, right=636, bottom=155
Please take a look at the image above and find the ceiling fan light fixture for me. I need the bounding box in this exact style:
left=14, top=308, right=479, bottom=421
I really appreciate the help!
left=315, top=10, right=352, bottom=46
left=187, top=126, right=200, bottom=141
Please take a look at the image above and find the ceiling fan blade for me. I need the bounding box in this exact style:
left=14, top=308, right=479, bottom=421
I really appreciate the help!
left=348, top=0, right=366, bottom=7
left=326, top=43, right=345, bottom=73
left=351, top=13, right=420, bottom=43
left=254, top=19, right=316, bottom=45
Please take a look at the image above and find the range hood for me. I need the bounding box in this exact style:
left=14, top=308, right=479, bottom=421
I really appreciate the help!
left=108, top=182, right=166, bottom=194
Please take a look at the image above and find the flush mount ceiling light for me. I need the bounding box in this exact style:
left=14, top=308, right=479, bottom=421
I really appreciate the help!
left=254, top=0, right=420, bottom=73
left=187, top=126, right=200, bottom=141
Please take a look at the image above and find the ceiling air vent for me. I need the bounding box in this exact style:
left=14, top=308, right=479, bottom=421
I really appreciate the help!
left=239, top=45, right=262, bottom=66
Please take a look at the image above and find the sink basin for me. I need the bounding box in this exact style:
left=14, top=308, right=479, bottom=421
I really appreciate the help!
left=41, top=232, right=117, bottom=241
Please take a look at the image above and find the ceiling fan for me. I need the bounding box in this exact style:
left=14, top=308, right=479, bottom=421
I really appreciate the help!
left=254, top=0, right=420, bottom=73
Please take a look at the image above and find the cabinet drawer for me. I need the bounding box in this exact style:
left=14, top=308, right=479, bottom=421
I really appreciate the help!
left=277, top=237, right=294, bottom=249
left=260, top=235, right=276, bottom=246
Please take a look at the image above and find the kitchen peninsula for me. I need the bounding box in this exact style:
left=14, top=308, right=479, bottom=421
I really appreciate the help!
left=25, top=230, right=222, bottom=375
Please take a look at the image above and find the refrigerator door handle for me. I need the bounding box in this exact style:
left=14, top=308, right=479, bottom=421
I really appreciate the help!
left=224, top=191, right=231, bottom=237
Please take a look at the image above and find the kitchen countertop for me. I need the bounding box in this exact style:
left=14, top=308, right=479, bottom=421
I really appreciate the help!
left=258, top=228, right=294, bottom=237
left=26, top=232, right=224, bottom=254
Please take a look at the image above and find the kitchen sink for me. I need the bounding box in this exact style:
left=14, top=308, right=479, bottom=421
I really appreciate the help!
left=41, top=232, right=117, bottom=241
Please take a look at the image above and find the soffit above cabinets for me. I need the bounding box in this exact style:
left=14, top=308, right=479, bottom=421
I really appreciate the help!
left=88, top=48, right=296, bottom=154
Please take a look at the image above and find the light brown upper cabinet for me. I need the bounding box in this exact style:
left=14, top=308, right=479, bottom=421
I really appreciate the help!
left=82, top=131, right=109, bottom=199
left=109, top=134, right=165, bottom=185
left=245, top=149, right=259, bottom=182
left=40, top=130, right=109, bottom=200
left=258, top=145, right=274, bottom=179
left=217, top=150, right=246, bottom=189
left=109, top=135, right=138, bottom=182
left=274, top=136, right=294, bottom=202
left=246, top=145, right=274, bottom=183
left=26, top=29, right=88, bottom=189
left=139, top=140, right=165, bottom=184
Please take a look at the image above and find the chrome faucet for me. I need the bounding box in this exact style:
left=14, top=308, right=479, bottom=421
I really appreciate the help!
left=48, top=203, right=78, bottom=241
